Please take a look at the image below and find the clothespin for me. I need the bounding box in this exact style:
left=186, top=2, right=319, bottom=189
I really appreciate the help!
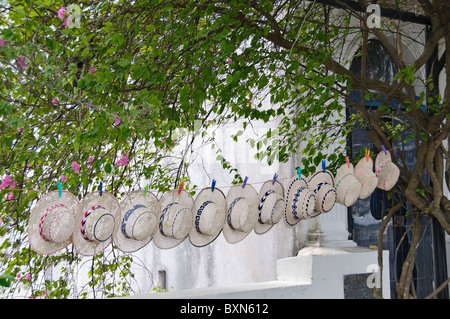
left=345, top=156, right=350, bottom=168
left=365, top=149, right=370, bottom=162
left=297, top=167, right=301, bottom=180
left=272, top=173, right=278, bottom=185
left=144, top=184, right=149, bottom=196
left=99, top=181, right=103, bottom=196
left=211, top=179, right=216, bottom=192
left=57, top=181, right=62, bottom=197
left=178, top=181, right=184, bottom=194
left=242, top=176, right=248, bottom=188
left=322, top=160, right=326, bottom=172
left=381, top=145, right=387, bottom=155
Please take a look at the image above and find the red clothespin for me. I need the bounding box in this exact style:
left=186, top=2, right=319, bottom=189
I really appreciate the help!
left=178, top=181, right=184, bottom=194
left=345, top=156, right=350, bottom=168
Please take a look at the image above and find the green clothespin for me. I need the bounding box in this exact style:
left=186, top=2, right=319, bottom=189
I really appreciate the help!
left=297, top=167, right=301, bottom=180
left=144, top=184, right=149, bottom=196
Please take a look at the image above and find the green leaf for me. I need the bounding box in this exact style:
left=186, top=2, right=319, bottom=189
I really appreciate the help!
left=104, top=163, right=112, bottom=174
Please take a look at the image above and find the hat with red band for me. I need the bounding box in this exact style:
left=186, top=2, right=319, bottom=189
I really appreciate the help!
left=375, top=150, right=400, bottom=191
left=73, top=191, right=120, bottom=257
left=28, top=190, right=79, bottom=255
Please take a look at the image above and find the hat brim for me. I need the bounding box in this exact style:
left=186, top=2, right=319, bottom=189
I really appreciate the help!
left=189, top=187, right=226, bottom=247
left=73, top=191, right=120, bottom=257
left=28, top=190, right=79, bottom=255
left=113, top=190, right=158, bottom=253
left=223, top=183, right=259, bottom=244
left=153, top=190, right=194, bottom=249
left=255, top=180, right=285, bottom=234
left=376, top=162, right=400, bottom=191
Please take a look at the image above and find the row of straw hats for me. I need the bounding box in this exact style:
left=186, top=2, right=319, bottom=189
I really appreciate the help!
left=28, top=150, right=399, bottom=256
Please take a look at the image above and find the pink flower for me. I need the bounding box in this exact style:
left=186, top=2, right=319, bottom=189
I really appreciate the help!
left=57, top=7, right=66, bottom=19
left=0, top=175, right=17, bottom=190
left=17, top=127, right=23, bottom=133
left=89, top=65, right=96, bottom=73
left=52, top=97, right=58, bottom=105
left=0, top=38, right=5, bottom=47
left=71, top=161, right=80, bottom=174
left=63, top=16, right=69, bottom=28
left=16, top=274, right=21, bottom=279
left=27, top=164, right=32, bottom=168
left=227, top=58, right=233, bottom=64
left=116, top=152, right=129, bottom=166
left=161, top=139, right=165, bottom=144
left=114, top=115, right=121, bottom=126
left=25, top=273, right=31, bottom=280
left=16, top=55, right=27, bottom=70
left=86, top=156, right=94, bottom=167
left=85, top=104, right=91, bottom=109
left=59, top=174, right=67, bottom=182
left=7, top=193, right=14, bottom=200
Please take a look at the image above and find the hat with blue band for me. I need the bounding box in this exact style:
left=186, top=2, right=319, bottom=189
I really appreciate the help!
left=153, top=190, right=194, bottom=249
left=284, top=176, right=316, bottom=228
left=189, top=187, right=226, bottom=247
left=255, top=180, right=285, bottom=234
left=223, top=183, right=259, bottom=244
left=113, top=190, right=158, bottom=253
left=307, top=169, right=337, bottom=214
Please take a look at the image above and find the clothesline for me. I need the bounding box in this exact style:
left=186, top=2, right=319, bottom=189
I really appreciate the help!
left=4, top=145, right=399, bottom=199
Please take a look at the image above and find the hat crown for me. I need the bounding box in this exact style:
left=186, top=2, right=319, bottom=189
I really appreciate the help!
left=228, top=199, right=257, bottom=232
left=84, top=207, right=115, bottom=242
left=196, top=201, right=220, bottom=236
left=40, top=205, right=75, bottom=243
left=122, top=205, right=156, bottom=241
left=160, top=203, right=192, bottom=240
left=259, top=193, right=284, bottom=225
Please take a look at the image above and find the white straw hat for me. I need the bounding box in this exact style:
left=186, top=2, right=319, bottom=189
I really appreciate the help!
left=354, top=155, right=378, bottom=199
left=113, top=190, right=159, bottom=253
left=334, top=163, right=362, bottom=207
left=223, top=183, right=259, bottom=244
left=375, top=150, right=400, bottom=191
left=284, top=176, right=316, bottom=228
left=73, top=191, right=120, bottom=257
left=255, top=180, right=285, bottom=234
left=189, top=187, right=227, bottom=247
left=153, top=190, right=194, bottom=249
left=28, top=190, right=79, bottom=255
left=307, top=170, right=337, bottom=214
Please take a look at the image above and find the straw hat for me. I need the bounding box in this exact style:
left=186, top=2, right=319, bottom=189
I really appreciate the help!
left=284, top=176, right=316, bottom=228
left=28, top=190, right=79, bottom=255
left=255, top=180, right=285, bottom=234
left=113, top=190, right=159, bottom=253
left=189, top=187, right=227, bottom=247
left=153, top=190, right=194, bottom=249
left=375, top=150, right=400, bottom=191
left=307, top=170, right=337, bottom=214
left=223, top=183, right=259, bottom=244
left=334, top=163, right=362, bottom=207
left=354, top=156, right=378, bottom=199
left=73, top=191, right=120, bottom=257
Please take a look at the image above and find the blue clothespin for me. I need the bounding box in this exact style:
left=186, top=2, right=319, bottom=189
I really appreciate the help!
left=381, top=145, right=387, bottom=155
left=272, top=173, right=278, bottom=185
left=57, top=181, right=62, bottom=197
left=242, top=176, right=248, bottom=188
left=297, top=167, right=301, bottom=180
left=211, top=179, right=216, bottom=192
left=99, top=181, right=103, bottom=196
left=322, top=160, right=326, bottom=172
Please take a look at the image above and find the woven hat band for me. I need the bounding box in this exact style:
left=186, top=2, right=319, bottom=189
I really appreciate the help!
left=258, top=190, right=274, bottom=224
left=38, top=203, right=67, bottom=242
left=194, top=200, right=217, bottom=235
left=121, top=204, right=145, bottom=239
